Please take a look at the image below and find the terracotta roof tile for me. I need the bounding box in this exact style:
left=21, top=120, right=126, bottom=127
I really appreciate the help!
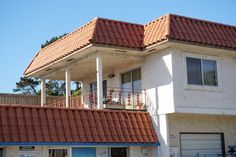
left=24, top=14, right=236, bottom=75
left=0, top=105, right=158, bottom=144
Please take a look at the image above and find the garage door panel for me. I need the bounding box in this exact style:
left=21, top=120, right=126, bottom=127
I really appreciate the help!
left=181, top=139, right=222, bottom=149
left=180, top=134, right=223, bottom=157
left=181, top=134, right=221, bottom=140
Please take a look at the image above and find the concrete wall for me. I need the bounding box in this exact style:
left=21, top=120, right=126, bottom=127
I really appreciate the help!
left=3, top=146, right=157, bottom=157
left=168, top=113, right=236, bottom=157
left=172, top=49, right=236, bottom=115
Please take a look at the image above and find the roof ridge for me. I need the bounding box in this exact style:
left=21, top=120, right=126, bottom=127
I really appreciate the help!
left=169, top=13, right=236, bottom=28
left=96, top=17, right=144, bottom=26
left=144, top=13, right=170, bottom=27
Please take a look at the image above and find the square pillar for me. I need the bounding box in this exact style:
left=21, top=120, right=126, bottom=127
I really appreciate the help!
left=65, top=67, right=71, bottom=108
left=41, top=78, right=46, bottom=106
left=96, top=52, right=103, bottom=109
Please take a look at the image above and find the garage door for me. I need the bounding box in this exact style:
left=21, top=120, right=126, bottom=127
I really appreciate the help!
left=180, top=133, right=223, bottom=157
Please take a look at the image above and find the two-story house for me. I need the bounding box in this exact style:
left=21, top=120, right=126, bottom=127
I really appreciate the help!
left=0, top=14, right=236, bottom=157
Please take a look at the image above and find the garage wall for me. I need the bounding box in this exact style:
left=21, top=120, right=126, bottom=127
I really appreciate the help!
left=168, top=114, right=236, bottom=156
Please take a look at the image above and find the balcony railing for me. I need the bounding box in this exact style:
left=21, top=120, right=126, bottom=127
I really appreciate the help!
left=45, top=87, right=147, bottom=111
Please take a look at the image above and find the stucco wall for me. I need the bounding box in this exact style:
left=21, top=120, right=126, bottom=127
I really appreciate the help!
left=142, top=49, right=175, bottom=115
left=172, top=48, right=236, bottom=115
left=168, top=114, right=236, bottom=156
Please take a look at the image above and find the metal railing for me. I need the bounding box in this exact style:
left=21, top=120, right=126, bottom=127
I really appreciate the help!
left=45, top=87, right=147, bottom=110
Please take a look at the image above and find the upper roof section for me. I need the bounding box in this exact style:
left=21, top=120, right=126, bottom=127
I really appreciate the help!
left=0, top=105, right=158, bottom=144
left=24, top=14, right=236, bottom=75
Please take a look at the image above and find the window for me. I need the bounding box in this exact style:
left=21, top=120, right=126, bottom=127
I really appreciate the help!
left=90, top=80, right=107, bottom=97
left=49, top=149, right=67, bottom=157
left=121, top=68, right=141, bottom=92
left=111, top=147, right=127, bottom=157
left=0, top=148, right=3, bottom=157
left=186, top=57, right=218, bottom=86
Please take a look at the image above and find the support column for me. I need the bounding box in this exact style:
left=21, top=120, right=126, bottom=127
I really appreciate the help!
left=41, top=78, right=46, bottom=107
left=96, top=52, right=103, bottom=109
left=65, top=67, right=71, bottom=108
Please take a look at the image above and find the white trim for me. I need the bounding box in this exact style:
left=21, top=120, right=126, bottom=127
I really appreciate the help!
left=183, top=53, right=222, bottom=92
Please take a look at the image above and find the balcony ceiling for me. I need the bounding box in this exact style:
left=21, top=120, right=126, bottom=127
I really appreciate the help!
left=33, top=46, right=145, bottom=82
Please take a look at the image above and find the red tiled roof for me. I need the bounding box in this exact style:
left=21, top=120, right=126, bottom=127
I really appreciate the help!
left=24, top=14, right=236, bottom=75
left=0, top=105, right=158, bottom=144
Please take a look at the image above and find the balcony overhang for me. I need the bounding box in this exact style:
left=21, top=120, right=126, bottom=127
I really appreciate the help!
left=26, top=45, right=145, bottom=81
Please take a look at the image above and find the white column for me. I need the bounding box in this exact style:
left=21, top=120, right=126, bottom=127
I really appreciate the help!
left=65, top=67, right=71, bottom=108
left=41, top=78, right=46, bottom=107
left=96, top=52, right=103, bottom=109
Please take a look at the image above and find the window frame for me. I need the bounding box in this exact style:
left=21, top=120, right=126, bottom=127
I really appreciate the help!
left=120, top=68, right=142, bottom=93
left=48, top=147, right=69, bottom=157
left=186, top=57, right=218, bottom=86
left=183, top=53, right=222, bottom=92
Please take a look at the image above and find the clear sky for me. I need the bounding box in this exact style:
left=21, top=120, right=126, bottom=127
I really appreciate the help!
left=0, top=0, right=236, bottom=93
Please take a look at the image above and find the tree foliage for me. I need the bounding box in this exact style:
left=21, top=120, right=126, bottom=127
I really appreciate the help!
left=41, top=33, right=67, bottom=48
left=14, top=77, right=81, bottom=96
left=13, top=77, right=40, bottom=95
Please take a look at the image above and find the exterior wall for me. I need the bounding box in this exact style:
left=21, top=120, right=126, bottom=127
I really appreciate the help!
left=142, top=49, right=175, bottom=115
left=3, top=146, right=157, bottom=157
left=142, top=49, right=176, bottom=157
left=168, top=114, right=236, bottom=157
left=172, top=48, right=236, bottom=115
left=5, top=146, right=49, bottom=157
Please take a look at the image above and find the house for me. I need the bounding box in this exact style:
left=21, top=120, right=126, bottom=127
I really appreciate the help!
left=1, top=13, right=236, bottom=157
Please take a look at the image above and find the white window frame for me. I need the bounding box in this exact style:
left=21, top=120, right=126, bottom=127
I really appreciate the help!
left=183, top=53, right=222, bottom=92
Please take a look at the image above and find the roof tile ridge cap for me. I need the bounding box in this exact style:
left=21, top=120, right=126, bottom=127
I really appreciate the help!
left=144, top=13, right=170, bottom=27
left=90, top=17, right=100, bottom=43
left=40, top=17, right=98, bottom=51
left=96, top=17, right=143, bottom=26
left=24, top=49, right=41, bottom=75
left=165, top=14, right=172, bottom=39
left=172, top=14, right=236, bottom=28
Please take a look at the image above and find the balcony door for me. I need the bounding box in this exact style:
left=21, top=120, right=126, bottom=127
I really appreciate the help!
left=121, top=68, right=141, bottom=106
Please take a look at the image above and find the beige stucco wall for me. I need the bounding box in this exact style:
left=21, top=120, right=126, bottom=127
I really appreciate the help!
left=168, top=113, right=236, bottom=156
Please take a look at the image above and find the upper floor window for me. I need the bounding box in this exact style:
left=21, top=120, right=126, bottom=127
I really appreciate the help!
left=186, top=57, right=218, bottom=86
left=121, top=68, right=141, bottom=92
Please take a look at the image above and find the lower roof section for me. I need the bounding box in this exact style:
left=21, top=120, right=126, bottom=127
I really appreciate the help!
left=0, top=105, right=158, bottom=145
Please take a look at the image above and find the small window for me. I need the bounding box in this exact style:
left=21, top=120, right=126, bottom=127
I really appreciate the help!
left=49, top=149, right=67, bottom=157
left=111, top=147, right=127, bottom=157
left=186, top=57, right=218, bottom=86
left=0, top=148, right=3, bottom=157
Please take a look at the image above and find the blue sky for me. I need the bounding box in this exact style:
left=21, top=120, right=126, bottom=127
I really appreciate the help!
left=0, top=0, right=236, bottom=93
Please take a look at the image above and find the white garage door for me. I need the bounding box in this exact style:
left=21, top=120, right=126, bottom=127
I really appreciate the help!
left=180, top=134, right=223, bottom=157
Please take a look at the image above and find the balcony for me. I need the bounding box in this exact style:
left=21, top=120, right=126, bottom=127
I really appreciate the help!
left=45, top=87, right=147, bottom=111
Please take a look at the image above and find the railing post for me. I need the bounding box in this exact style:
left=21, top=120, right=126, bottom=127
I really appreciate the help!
left=41, top=78, right=46, bottom=107
left=96, top=52, right=103, bottom=109
left=65, top=67, right=71, bottom=108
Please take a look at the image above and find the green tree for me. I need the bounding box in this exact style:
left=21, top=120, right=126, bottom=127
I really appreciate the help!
left=14, top=77, right=81, bottom=96
left=13, top=77, right=40, bottom=95
left=41, top=33, right=67, bottom=48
